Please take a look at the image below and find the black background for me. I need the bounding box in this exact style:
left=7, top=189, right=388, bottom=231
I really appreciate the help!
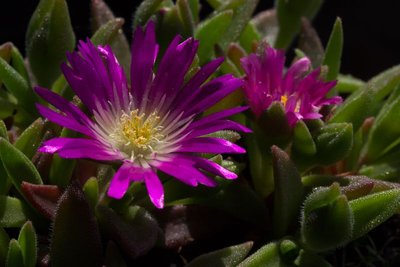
left=1, top=0, right=399, bottom=80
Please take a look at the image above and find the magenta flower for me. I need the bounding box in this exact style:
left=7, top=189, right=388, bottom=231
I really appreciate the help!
left=241, top=46, right=342, bottom=126
left=35, top=22, right=250, bottom=208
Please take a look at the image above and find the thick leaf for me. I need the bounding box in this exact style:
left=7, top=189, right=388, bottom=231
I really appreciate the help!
left=0, top=120, right=7, bottom=140
left=292, top=120, right=316, bottom=156
left=186, top=241, right=253, bottom=267
left=252, top=9, right=278, bottom=46
left=323, top=17, right=343, bottom=83
left=21, top=182, right=62, bottom=220
left=298, top=17, right=324, bottom=68
left=0, top=138, right=43, bottom=195
left=26, top=0, right=76, bottom=87
left=96, top=205, right=159, bottom=259
left=363, top=84, right=400, bottom=162
left=10, top=46, right=30, bottom=84
left=91, top=18, right=125, bottom=46
left=14, top=118, right=45, bottom=159
left=0, top=227, right=9, bottom=266
left=314, top=123, right=353, bottom=165
left=18, top=221, right=37, bottom=267
left=90, top=0, right=131, bottom=77
left=5, top=239, right=24, bottom=267
left=301, top=184, right=354, bottom=252
left=83, top=177, right=99, bottom=210
left=177, top=0, right=195, bottom=36
left=330, top=65, right=400, bottom=130
left=349, top=189, right=400, bottom=239
left=132, top=0, right=164, bottom=27
left=0, top=57, right=37, bottom=117
left=239, top=22, right=261, bottom=53
left=272, top=146, right=304, bottom=237
left=0, top=196, right=27, bottom=228
left=237, top=242, right=284, bottom=267
left=0, top=42, right=12, bottom=63
left=336, top=74, right=365, bottom=94
left=275, top=0, right=324, bottom=49
left=194, top=10, right=233, bottom=64
left=50, top=181, right=102, bottom=267
left=219, top=0, right=259, bottom=49
left=295, top=250, right=332, bottom=267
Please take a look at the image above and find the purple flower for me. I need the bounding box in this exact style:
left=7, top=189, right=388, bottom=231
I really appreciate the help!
left=35, top=22, right=250, bottom=208
left=241, top=46, right=342, bottom=126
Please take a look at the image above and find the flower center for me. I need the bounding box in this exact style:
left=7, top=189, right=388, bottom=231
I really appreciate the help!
left=280, top=95, right=288, bottom=106
left=111, top=109, right=164, bottom=161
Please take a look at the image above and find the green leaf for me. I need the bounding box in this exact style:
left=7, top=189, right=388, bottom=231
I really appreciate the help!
left=10, top=46, right=30, bottom=84
left=252, top=9, right=278, bottom=46
left=5, top=239, right=24, bottom=267
left=323, top=17, right=343, bottom=82
left=330, top=65, right=400, bottom=130
left=49, top=128, right=77, bottom=188
left=336, top=74, right=365, bottom=94
left=349, top=189, right=400, bottom=239
left=275, top=0, right=324, bottom=49
left=186, top=241, right=253, bottom=267
left=237, top=242, right=284, bottom=267
left=50, top=181, right=102, bottom=267
left=292, top=120, right=316, bottom=156
left=83, top=177, right=99, bottom=210
left=91, top=18, right=125, bottom=46
left=26, top=0, right=76, bottom=87
left=0, top=227, right=9, bottom=266
left=187, top=0, right=200, bottom=24
left=0, top=120, right=8, bottom=140
left=96, top=205, right=159, bottom=259
left=18, top=221, right=37, bottom=267
left=295, top=250, right=332, bottom=267
left=219, top=0, right=259, bottom=49
left=0, top=138, right=43, bottom=195
left=194, top=10, right=233, bottom=64
left=132, top=0, right=164, bottom=27
left=239, top=22, right=261, bottom=53
left=362, top=84, right=400, bottom=162
left=301, top=184, right=354, bottom=252
left=272, top=146, right=304, bottom=237
left=314, top=123, right=353, bottom=165
left=0, top=57, right=38, bottom=117
left=0, top=196, right=27, bottom=228
left=14, top=118, right=45, bottom=159
left=0, top=42, right=12, bottom=63
left=177, top=0, right=195, bottom=36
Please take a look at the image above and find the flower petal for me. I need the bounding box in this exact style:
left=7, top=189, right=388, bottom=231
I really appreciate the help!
left=144, top=170, right=164, bottom=209
left=178, top=137, right=246, bottom=154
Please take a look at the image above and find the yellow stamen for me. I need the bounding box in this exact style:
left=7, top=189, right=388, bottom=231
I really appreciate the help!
left=280, top=95, right=288, bottom=106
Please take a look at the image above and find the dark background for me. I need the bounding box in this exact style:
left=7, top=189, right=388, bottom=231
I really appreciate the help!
left=1, top=0, right=399, bottom=80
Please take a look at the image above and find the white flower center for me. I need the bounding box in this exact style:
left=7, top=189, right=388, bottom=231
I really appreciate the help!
left=109, top=109, right=164, bottom=161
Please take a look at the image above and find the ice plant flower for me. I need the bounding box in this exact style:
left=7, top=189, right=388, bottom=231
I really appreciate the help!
left=241, top=46, right=342, bottom=126
left=35, top=22, right=250, bottom=208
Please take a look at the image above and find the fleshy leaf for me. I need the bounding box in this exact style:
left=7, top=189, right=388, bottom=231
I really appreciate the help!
left=26, top=0, right=76, bottom=87
left=275, top=0, right=324, bottom=49
left=0, top=138, right=43, bottom=195
left=336, top=74, right=365, bottom=94
left=271, top=146, right=304, bottom=237
left=10, top=46, right=30, bottom=84
left=295, top=250, right=332, bottom=267
left=91, top=18, right=125, bottom=46
left=301, top=183, right=354, bottom=252
left=349, top=189, right=400, bottom=240
left=21, top=182, right=62, bottom=220
left=292, top=120, right=316, bottom=156
left=96, top=205, right=159, bottom=259
left=0, top=196, right=27, bottom=228
left=298, top=18, right=324, bottom=68
left=177, top=0, right=195, bottom=36
left=132, top=0, right=164, bottom=27
left=186, top=241, right=253, bottom=267
left=82, top=177, right=99, bottom=210
left=239, top=22, right=261, bottom=53
left=322, top=17, right=343, bottom=82
left=252, top=9, right=278, bottom=46
left=237, top=242, right=283, bottom=267
left=5, top=239, right=24, bottom=267
left=14, top=118, right=46, bottom=159
left=0, top=227, right=9, bottom=266
left=18, top=221, right=37, bottom=267
left=50, top=181, right=102, bottom=267
left=195, top=10, right=233, bottom=64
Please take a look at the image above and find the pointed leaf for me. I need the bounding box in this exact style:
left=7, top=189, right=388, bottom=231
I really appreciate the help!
left=91, top=18, right=125, bottom=46
left=292, top=120, right=316, bottom=156
left=10, top=46, right=30, bottom=84
left=0, top=120, right=7, bottom=140
left=194, top=10, right=233, bottom=64
left=0, top=138, right=43, bottom=195
left=336, top=74, right=365, bottom=94
left=239, top=22, right=261, bottom=53
left=298, top=17, right=324, bottom=68
left=133, top=0, right=164, bottom=27
left=15, top=118, right=46, bottom=159
left=26, top=0, right=76, bottom=87
left=349, top=189, right=400, bottom=239
left=301, top=184, right=354, bottom=252
left=275, top=0, right=324, bottom=49
left=21, top=182, right=62, bottom=220
left=177, top=0, right=195, bottom=36
left=83, top=177, right=99, bottom=210
left=237, top=242, right=284, bottom=267
left=272, top=146, right=304, bottom=237
left=186, top=241, right=253, bottom=267
left=252, top=9, right=278, bottom=46
left=96, top=205, right=159, bottom=259
left=0, top=196, right=27, bottom=228
left=5, top=239, right=24, bottom=267
left=50, top=181, right=102, bottom=267
left=18, top=221, right=37, bottom=267
left=323, top=17, right=343, bottom=82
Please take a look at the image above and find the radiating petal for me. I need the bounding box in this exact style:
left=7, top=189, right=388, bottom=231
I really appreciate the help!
left=144, top=170, right=164, bottom=209
left=178, top=137, right=246, bottom=154
left=107, top=163, right=135, bottom=199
